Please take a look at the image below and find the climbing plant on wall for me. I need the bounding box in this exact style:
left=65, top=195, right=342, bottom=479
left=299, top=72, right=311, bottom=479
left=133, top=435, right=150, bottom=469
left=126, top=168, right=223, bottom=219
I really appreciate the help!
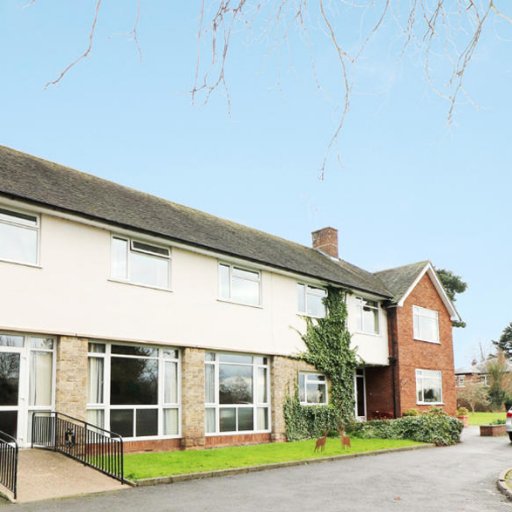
left=299, top=286, right=360, bottom=428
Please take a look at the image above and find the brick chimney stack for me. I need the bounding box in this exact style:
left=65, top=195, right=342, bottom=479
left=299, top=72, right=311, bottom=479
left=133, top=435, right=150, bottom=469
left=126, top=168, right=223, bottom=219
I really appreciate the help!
left=312, top=227, right=339, bottom=259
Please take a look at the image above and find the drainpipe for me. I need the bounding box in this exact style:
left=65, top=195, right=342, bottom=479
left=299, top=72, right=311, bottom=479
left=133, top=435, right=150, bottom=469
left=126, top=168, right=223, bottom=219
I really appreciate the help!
left=385, top=302, right=400, bottom=418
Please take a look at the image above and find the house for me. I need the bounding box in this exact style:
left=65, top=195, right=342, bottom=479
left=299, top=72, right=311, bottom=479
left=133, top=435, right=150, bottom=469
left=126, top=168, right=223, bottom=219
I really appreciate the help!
left=0, top=146, right=460, bottom=452
left=455, top=360, right=490, bottom=388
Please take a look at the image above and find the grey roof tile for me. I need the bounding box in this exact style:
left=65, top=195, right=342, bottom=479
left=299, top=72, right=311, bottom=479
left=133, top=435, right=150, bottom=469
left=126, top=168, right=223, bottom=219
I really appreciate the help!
left=374, top=261, right=430, bottom=303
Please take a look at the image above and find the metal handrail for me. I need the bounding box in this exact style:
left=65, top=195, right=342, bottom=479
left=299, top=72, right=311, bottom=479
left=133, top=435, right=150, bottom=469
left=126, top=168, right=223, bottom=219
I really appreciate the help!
left=0, top=430, right=18, bottom=500
left=32, top=412, right=124, bottom=484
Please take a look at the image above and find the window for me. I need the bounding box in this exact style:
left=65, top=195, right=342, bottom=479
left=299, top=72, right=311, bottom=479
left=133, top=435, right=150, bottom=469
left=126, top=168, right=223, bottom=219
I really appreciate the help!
left=299, top=373, right=327, bottom=405
left=111, top=236, right=170, bottom=289
left=455, top=375, right=465, bottom=387
left=87, top=343, right=180, bottom=439
left=416, top=369, right=443, bottom=404
left=480, top=374, right=489, bottom=386
left=356, top=297, right=380, bottom=334
left=205, top=352, right=270, bottom=434
left=413, top=306, right=439, bottom=343
left=297, top=284, right=326, bottom=318
left=0, top=208, right=39, bottom=265
left=219, top=263, right=261, bottom=306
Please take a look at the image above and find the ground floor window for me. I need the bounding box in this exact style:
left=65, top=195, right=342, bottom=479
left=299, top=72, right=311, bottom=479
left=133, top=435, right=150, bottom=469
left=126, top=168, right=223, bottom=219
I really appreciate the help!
left=87, top=342, right=180, bottom=439
left=416, top=369, right=443, bottom=404
left=298, top=372, right=327, bottom=405
left=205, top=352, right=270, bottom=434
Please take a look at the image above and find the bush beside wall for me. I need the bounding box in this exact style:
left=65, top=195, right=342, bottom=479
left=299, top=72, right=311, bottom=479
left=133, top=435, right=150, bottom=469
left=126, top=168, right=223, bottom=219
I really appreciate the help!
left=349, top=410, right=463, bottom=446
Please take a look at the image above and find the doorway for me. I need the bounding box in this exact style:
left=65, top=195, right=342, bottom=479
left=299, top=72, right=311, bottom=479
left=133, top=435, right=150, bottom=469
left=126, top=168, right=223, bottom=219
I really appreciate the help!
left=355, top=368, right=366, bottom=421
left=0, top=333, right=55, bottom=446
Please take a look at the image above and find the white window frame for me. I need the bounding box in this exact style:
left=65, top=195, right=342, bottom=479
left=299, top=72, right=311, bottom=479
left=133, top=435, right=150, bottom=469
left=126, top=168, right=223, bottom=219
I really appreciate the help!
left=0, top=206, right=40, bottom=267
left=355, top=296, right=380, bottom=335
left=298, top=372, right=328, bottom=405
left=413, top=306, right=440, bottom=344
left=297, top=283, right=327, bottom=318
left=455, top=375, right=465, bottom=388
left=218, top=262, right=262, bottom=307
left=110, top=234, right=171, bottom=290
left=205, top=352, right=271, bottom=436
left=416, top=369, right=443, bottom=405
left=87, top=342, right=181, bottom=441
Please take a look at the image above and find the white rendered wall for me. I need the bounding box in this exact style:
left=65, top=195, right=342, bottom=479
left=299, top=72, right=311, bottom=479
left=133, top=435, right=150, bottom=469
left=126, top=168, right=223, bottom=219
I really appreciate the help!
left=0, top=209, right=389, bottom=365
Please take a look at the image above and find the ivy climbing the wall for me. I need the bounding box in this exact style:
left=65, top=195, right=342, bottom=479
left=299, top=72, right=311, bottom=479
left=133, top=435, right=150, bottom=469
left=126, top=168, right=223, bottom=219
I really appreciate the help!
left=284, top=287, right=360, bottom=440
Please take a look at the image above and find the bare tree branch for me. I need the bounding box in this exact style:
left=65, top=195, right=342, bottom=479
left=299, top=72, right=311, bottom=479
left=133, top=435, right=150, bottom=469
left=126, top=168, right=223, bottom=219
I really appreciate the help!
left=45, top=0, right=103, bottom=89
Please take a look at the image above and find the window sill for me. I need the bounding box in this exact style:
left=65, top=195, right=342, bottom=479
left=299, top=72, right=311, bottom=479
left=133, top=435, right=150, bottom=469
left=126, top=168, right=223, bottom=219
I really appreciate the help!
left=217, top=298, right=263, bottom=309
left=354, top=330, right=381, bottom=337
left=205, top=430, right=271, bottom=437
left=416, top=402, right=444, bottom=406
left=108, top=278, right=173, bottom=293
left=297, top=312, right=325, bottom=320
left=300, top=402, right=328, bottom=406
left=0, top=258, right=41, bottom=269
left=414, top=338, right=441, bottom=345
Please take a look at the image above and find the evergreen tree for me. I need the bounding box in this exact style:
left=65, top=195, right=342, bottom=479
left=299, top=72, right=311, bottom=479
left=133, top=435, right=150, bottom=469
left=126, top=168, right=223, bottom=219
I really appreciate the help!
left=493, top=323, right=512, bottom=359
left=435, top=268, right=467, bottom=328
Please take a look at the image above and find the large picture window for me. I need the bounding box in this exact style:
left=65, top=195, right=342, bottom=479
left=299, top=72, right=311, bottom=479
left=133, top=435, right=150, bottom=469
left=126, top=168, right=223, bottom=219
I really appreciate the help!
left=413, top=306, right=439, bottom=343
left=205, top=352, right=270, bottom=434
left=297, top=284, right=326, bottom=318
left=416, top=369, right=443, bottom=404
left=219, top=263, right=261, bottom=306
left=111, top=236, right=171, bottom=289
left=87, top=343, right=180, bottom=439
left=0, top=208, right=39, bottom=265
left=355, top=297, right=380, bottom=335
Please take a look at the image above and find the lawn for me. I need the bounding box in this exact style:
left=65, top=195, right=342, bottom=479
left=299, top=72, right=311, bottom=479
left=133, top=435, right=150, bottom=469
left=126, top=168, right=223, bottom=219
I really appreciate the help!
left=125, top=438, right=424, bottom=480
left=468, top=411, right=506, bottom=425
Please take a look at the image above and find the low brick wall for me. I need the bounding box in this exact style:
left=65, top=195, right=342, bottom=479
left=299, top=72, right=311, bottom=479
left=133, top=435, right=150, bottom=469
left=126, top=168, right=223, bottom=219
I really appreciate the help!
left=205, top=433, right=272, bottom=448
left=480, top=425, right=507, bottom=437
left=124, top=438, right=182, bottom=453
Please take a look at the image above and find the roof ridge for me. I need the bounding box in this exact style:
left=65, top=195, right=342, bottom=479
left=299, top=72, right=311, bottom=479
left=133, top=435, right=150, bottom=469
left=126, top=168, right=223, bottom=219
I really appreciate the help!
left=373, top=260, right=431, bottom=275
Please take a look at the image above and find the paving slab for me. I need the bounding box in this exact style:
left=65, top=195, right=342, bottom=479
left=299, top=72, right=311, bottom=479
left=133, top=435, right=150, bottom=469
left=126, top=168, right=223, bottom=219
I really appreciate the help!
left=14, top=449, right=125, bottom=503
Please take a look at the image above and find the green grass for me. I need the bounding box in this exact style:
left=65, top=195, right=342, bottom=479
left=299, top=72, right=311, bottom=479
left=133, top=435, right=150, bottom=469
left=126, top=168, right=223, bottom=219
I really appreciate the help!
left=125, top=438, right=424, bottom=480
left=468, top=411, right=506, bottom=425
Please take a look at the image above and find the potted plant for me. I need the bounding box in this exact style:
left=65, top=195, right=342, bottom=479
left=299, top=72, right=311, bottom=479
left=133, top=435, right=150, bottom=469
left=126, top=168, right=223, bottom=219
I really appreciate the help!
left=456, top=407, right=470, bottom=427
left=480, top=418, right=507, bottom=437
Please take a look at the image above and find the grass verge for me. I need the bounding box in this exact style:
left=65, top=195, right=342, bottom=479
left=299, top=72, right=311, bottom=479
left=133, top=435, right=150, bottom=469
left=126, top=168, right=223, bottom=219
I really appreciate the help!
left=125, top=438, right=424, bottom=480
left=468, top=412, right=506, bottom=426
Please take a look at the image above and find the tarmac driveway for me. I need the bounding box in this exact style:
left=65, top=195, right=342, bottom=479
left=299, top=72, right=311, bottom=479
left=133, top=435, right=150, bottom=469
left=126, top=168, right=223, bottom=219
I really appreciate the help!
left=4, top=427, right=512, bottom=512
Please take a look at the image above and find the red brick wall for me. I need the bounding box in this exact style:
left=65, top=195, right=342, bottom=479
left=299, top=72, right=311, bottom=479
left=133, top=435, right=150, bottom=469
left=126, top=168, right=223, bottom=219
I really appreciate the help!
left=124, top=438, right=182, bottom=454
left=205, top=433, right=272, bottom=448
left=365, top=366, right=395, bottom=419
left=393, top=272, right=456, bottom=416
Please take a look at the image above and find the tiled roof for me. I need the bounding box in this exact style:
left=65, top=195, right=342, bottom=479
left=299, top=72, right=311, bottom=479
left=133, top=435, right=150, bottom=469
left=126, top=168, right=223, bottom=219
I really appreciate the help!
left=0, top=145, right=392, bottom=297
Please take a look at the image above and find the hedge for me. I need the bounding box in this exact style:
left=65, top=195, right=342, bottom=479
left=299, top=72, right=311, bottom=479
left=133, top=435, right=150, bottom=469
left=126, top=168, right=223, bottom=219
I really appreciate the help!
left=349, top=410, right=463, bottom=446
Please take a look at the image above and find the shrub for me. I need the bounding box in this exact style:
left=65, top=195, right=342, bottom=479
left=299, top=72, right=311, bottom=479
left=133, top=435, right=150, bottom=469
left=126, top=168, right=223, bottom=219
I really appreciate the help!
left=490, top=418, right=506, bottom=425
left=456, top=407, right=469, bottom=416
left=402, top=408, right=420, bottom=417
left=284, top=394, right=344, bottom=441
left=349, top=412, right=463, bottom=446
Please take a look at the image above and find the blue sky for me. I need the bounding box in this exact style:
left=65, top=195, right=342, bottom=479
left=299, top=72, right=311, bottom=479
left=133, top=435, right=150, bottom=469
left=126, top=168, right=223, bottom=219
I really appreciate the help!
left=1, top=1, right=511, bottom=367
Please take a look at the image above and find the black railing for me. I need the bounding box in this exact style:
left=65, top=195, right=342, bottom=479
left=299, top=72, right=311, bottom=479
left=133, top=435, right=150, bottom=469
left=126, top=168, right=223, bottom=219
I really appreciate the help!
left=0, top=430, right=18, bottom=500
left=32, top=412, right=124, bottom=484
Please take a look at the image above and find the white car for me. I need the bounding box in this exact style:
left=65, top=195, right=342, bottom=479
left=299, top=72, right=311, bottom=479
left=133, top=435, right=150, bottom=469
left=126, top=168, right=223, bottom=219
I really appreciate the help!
left=506, top=409, right=512, bottom=441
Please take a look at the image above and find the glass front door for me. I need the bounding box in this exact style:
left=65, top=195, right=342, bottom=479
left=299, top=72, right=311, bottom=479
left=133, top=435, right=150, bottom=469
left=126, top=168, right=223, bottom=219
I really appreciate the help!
left=0, top=333, right=55, bottom=446
left=0, top=352, right=21, bottom=437
left=355, top=369, right=366, bottom=421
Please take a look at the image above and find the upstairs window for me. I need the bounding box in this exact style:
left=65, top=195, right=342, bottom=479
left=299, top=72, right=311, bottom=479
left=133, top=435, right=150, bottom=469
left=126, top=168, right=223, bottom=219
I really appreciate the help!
left=111, top=236, right=170, bottom=289
left=413, top=306, right=439, bottom=343
left=0, top=208, right=39, bottom=265
left=299, top=372, right=327, bottom=405
left=219, top=263, right=261, bottom=306
left=297, top=284, right=326, bottom=318
left=356, top=297, right=380, bottom=334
